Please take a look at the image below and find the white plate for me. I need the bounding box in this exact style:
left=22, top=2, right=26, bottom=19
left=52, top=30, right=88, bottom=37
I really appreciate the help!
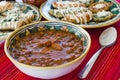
left=40, top=0, right=120, bottom=28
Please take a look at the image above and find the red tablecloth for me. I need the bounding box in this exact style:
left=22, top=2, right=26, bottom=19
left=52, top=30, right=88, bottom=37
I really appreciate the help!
left=0, top=1, right=120, bottom=80
left=0, top=22, right=120, bottom=80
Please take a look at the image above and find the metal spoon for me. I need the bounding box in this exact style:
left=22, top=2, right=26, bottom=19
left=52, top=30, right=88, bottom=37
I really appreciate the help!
left=78, top=27, right=117, bottom=79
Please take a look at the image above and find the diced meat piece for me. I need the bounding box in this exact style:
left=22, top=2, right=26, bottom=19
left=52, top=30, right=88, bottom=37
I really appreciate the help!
left=51, top=43, right=63, bottom=51
left=78, top=46, right=84, bottom=52
left=44, top=41, right=52, bottom=47
left=55, top=32, right=61, bottom=36
left=25, top=61, right=31, bottom=65
left=36, top=43, right=43, bottom=48
left=66, top=49, right=72, bottom=54
left=31, top=40, right=37, bottom=43
left=47, top=31, right=53, bottom=35
left=41, top=48, right=51, bottom=54
left=25, top=51, right=32, bottom=55
left=66, top=55, right=75, bottom=62
left=39, top=32, right=45, bottom=37
left=54, top=58, right=65, bottom=65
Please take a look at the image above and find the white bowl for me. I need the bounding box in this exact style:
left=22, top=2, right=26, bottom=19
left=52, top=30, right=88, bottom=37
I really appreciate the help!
left=5, top=21, right=91, bottom=79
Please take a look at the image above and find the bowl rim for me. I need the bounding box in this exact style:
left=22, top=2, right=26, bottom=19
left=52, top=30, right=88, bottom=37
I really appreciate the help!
left=40, top=0, right=120, bottom=28
left=4, top=21, right=91, bottom=70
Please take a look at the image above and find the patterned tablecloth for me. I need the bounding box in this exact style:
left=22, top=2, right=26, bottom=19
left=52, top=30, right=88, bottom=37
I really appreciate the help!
left=0, top=0, right=120, bottom=80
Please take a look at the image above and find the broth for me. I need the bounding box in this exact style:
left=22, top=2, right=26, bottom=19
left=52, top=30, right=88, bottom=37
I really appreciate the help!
left=10, top=29, right=84, bottom=67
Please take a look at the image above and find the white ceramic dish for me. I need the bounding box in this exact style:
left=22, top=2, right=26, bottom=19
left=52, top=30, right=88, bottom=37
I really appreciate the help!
left=5, top=21, right=91, bottom=79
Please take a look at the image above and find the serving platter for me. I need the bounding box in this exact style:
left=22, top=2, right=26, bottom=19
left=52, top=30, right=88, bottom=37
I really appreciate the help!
left=0, top=1, right=41, bottom=41
left=40, top=0, right=120, bottom=28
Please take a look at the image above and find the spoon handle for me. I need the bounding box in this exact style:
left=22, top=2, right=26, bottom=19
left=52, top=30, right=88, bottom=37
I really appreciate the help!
left=78, top=46, right=105, bottom=79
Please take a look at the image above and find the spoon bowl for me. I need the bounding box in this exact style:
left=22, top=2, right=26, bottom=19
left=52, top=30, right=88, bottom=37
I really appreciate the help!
left=99, top=27, right=117, bottom=46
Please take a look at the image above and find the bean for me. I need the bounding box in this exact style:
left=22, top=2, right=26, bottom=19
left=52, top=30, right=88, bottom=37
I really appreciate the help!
left=44, top=41, right=52, bottom=47
left=18, top=56, right=26, bottom=63
left=51, top=43, right=63, bottom=51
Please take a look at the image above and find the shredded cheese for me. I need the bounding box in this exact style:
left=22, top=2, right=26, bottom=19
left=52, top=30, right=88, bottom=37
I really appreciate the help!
left=93, top=4, right=106, bottom=9
left=96, top=10, right=111, bottom=17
